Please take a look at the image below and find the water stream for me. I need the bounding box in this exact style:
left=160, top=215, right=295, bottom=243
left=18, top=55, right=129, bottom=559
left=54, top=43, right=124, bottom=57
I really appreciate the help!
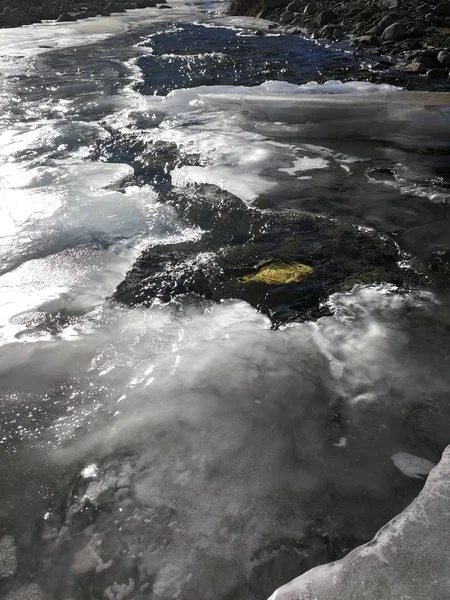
left=0, top=2, right=450, bottom=599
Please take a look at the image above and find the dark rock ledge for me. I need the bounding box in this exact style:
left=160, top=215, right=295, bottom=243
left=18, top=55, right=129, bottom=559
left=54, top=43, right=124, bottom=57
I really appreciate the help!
left=0, top=0, right=168, bottom=29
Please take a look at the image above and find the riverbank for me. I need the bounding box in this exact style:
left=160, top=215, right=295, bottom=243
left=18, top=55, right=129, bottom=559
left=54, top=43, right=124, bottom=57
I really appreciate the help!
left=0, top=0, right=169, bottom=29
left=229, top=0, right=450, bottom=84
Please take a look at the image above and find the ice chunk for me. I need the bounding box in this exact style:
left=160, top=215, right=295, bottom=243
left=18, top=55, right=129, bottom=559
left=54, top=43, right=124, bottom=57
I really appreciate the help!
left=391, top=452, right=435, bottom=479
left=270, top=445, right=450, bottom=600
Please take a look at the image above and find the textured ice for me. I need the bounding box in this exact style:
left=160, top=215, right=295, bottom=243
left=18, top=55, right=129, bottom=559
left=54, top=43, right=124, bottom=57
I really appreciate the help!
left=5, top=584, right=44, bottom=600
left=270, top=446, right=450, bottom=600
left=0, top=536, right=17, bottom=579
left=117, top=81, right=450, bottom=203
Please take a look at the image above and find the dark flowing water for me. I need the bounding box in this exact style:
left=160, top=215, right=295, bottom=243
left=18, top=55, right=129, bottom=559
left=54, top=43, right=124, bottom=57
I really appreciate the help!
left=0, top=2, right=450, bottom=599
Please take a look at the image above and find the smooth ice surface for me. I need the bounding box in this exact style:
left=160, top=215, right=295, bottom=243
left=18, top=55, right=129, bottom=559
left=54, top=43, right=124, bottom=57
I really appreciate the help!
left=270, top=446, right=450, bottom=600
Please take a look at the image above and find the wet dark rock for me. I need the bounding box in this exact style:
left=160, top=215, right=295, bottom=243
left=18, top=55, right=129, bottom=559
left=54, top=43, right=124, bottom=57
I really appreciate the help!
left=114, top=186, right=422, bottom=325
left=427, top=67, right=449, bottom=78
left=381, top=22, right=405, bottom=42
left=379, top=0, right=399, bottom=8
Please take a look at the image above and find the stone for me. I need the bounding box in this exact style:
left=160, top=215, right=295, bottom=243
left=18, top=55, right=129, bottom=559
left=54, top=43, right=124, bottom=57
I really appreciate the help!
left=438, top=50, right=450, bottom=66
left=0, top=536, right=17, bottom=578
left=238, top=262, right=314, bottom=286
left=280, top=10, right=295, bottom=23
left=280, top=9, right=295, bottom=22
left=410, top=25, right=426, bottom=37
left=359, top=9, right=374, bottom=19
left=381, top=22, right=405, bottom=42
left=303, top=2, right=317, bottom=13
left=417, top=1, right=431, bottom=10
left=434, top=0, right=450, bottom=14
left=321, top=24, right=343, bottom=38
left=287, top=0, right=303, bottom=11
left=400, top=61, right=427, bottom=73
left=353, top=34, right=379, bottom=45
left=317, top=9, right=337, bottom=26
left=413, top=54, right=438, bottom=68
left=427, top=67, right=449, bottom=78
left=114, top=186, right=420, bottom=324
left=378, top=14, right=395, bottom=31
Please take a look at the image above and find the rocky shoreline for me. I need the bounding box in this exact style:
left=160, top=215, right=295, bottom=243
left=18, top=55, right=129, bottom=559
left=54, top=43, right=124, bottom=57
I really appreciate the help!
left=229, top=0, right=450, bottom=84
left=0, top=0, right=170, bottom=29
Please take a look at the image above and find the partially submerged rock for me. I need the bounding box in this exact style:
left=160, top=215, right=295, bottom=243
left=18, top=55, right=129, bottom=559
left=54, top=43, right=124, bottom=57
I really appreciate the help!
left=114, top=186, right=421, bottom=324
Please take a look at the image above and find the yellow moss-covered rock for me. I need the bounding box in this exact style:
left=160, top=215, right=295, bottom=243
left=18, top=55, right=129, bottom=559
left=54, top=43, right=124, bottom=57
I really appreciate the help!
left=238, top=261, right=314, bottom=286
